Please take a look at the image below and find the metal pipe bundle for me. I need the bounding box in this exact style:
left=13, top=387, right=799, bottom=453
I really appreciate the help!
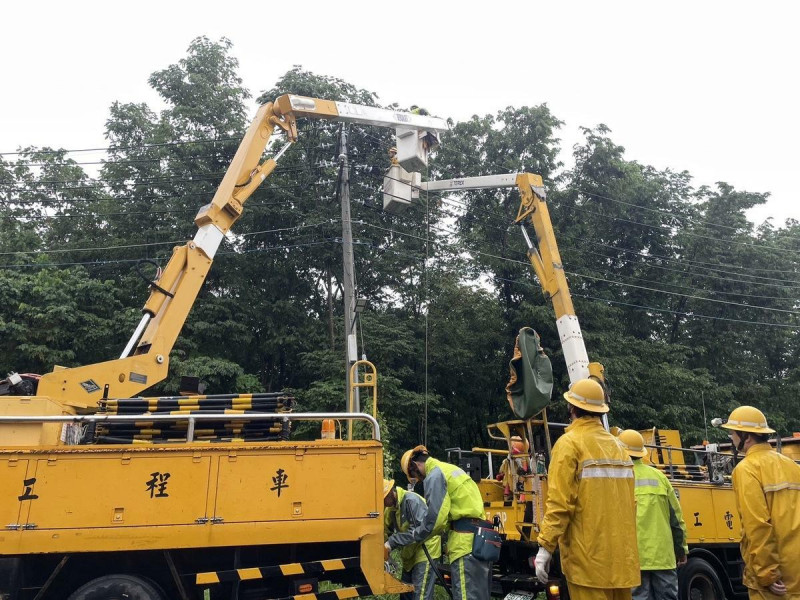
left=93, top=392, right=294, bottom=443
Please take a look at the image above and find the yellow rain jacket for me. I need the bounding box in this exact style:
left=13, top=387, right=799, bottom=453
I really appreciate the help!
left=384, top=487, right=442, bottom=571
left=732, top=443, right=800, bottom=594
left=538, top=417, right=640, bottom=588
left=387, top=457, right=484, bottom=562
left=633, top=459, right=688, bottom=570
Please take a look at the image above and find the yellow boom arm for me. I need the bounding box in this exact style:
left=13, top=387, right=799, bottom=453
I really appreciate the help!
left=36, top=96, right=446, bottom=407
left=419, top=172, right=605, bottom=386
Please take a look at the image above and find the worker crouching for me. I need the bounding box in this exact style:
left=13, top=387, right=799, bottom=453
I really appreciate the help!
left=387, top=446, right=499, bottom=600
left=534, top=378, right=640, bottom=600
left=383, top=479, right=441, bottom=600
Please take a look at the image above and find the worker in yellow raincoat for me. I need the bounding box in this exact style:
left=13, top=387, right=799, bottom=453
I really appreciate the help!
left=534, top=378, right=640, bottom=600
left=721, top=406, right=800, bottom=600
left=383, top=479, right=441, bottom=600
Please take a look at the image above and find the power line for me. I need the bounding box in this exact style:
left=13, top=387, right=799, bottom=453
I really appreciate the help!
left=419, top=187, right=800, bottom=284
left=551, top=198, right=800, bottom=256
left=367, top=188, right=800, bottom=292
left=565, top=186, right=766, bottom=236
left=0, top=220, right=340, bottom=257
left=495, top=275, right=798, bottom=329
left=356, top=220, right=800, bottom=316
left=555, top=248, right=795, bottom=301
left=355, top=223, right=800, bottom=328
left=377, top=169, right=800, bottom=271
left=0, top=163, right=354, bottom=200
left=0, top=172, right=228, bottom=190
left=558, top=233, right=800, bottom=287
left=365, top=197, right=779, bottom=303
left=571, top=291, right=798, bottom=329
left=7, top=154, right=230, bottom=168
left=564, top=270, right=800, bottom=315
left=353, top=228, right=800, bottom=328
left=367, top=184, right=800, bottom=293
left=356, top=217, right=800, bottom=328
left=0, top=161, right=334, bottom=187
left=0, top=238, right=342, bottom=270
left=0, top=176, right=343, bottom=209
left=366, top=127, right=788, bottom=241
left=0, top=196, right=321, bottom=221
left=0, top=137, right=242, bottom=157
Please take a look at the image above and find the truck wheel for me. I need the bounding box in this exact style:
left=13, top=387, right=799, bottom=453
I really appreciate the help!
left=679, top=558, right=725, bottom=600
left=67, top=574, right=165, bottom=600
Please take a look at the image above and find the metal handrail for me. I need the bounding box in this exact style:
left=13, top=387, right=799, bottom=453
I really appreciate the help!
left=643, top=442, right=730, bottom=456
left=0, top=412, right=381, bottom=442
left=348, top=360, right=378, bottom=441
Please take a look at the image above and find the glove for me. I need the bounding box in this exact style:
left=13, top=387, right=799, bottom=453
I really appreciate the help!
left=384, top=542, right=391, bottom=562
left=534, top=547, right=552, bottom=584
left=769, top=581, right=787, bottom=596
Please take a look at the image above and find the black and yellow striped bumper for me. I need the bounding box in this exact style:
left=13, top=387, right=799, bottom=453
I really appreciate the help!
left=196, top=556, right=361, bottom=585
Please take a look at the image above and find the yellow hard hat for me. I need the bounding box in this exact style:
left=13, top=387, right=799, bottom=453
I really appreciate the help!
left=618, top=429, right=646, bottom=458
left=563, top=378, right=608, bottom=414
left=721, top=406, right=775, bottom=434
left=400, top=445, right=427, bottom=480
left=383, top=479, right=395, bottom=499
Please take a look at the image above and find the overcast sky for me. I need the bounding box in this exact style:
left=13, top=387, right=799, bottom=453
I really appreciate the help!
left=1, top=0, right=797, bottom=226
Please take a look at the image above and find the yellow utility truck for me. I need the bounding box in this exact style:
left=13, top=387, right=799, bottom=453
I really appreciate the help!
left=413, top=173, right=800, bottom=600
left=0, top=95, right=447, bottom=600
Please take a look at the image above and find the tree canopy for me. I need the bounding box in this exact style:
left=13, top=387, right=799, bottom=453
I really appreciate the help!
left=1, top=37, right=798, bottom=475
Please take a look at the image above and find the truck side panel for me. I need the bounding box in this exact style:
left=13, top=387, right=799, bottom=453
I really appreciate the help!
left=0, top=441, right=383, bottom=555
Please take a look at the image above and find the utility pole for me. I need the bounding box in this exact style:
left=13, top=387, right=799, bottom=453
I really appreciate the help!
left=338, top=125, right=359, bottom=437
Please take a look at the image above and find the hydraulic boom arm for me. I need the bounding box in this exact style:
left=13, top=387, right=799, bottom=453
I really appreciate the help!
left=419, top=173, right=605, bottom=387
left=36, top=96, right=446, bottom=407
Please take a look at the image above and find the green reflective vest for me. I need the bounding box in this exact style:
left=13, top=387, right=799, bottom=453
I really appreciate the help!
left=633, top=460, right=689, bottom=570
left=384, top=487, right=442, bottom=570
left=424, top=457, right=485, bottom=562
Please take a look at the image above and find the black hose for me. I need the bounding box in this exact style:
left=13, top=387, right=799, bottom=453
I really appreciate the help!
left=422, top=544, right=453, bottom=600
left=135, top=259, right=174, bottom=298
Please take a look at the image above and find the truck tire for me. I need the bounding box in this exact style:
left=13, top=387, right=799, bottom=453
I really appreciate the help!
left=679, top=558, right=725, bottom=600
left=67, top=574, right=165, bottom=600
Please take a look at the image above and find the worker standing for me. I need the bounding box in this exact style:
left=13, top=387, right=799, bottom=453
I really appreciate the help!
left=497, top=436, right=530, bottom=502
left=383, top=479, right=441, bottom=600
left=534, top=378, right=640, bottom=600
left=386, top=446, right=495, bottom=600
left=618, top=429, right=688, bottom=600
left=720, top=406, right=800, bottom=600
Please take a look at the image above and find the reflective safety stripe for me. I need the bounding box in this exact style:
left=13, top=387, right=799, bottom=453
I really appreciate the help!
left=619, top=440, right=644, bottom=453
left=419, top=562, right=430, bottom=600
left=580, top=467, right=634, bottom=479
left=635, top=479, right=660, bottom=487
left=459, top=558, right=468, bottom=600
left=582, top=458, right=633, bottom=468
left=727, top=418, right=769, bottom=429
left=763, top=482, right=800, bottom=493
left=567, top=390, right=605, bottom=406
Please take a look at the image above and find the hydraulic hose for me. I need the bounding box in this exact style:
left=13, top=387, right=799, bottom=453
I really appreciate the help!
left=422, top=545, right=453, bottom=600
